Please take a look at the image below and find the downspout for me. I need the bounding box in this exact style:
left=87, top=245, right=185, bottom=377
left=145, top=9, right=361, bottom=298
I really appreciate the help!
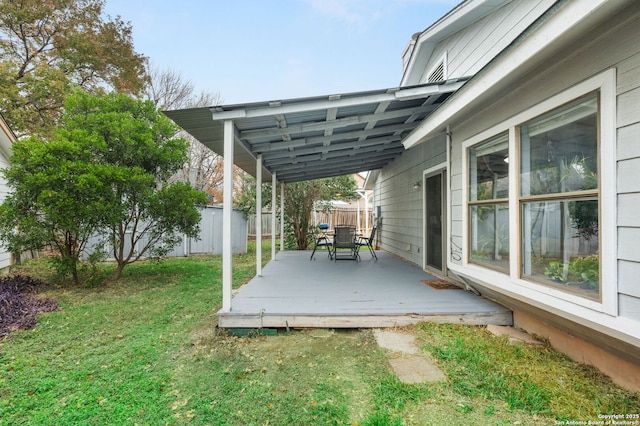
left=446, top=125, right=452, bottom=277
left=446, top=125, right=481, bottom=296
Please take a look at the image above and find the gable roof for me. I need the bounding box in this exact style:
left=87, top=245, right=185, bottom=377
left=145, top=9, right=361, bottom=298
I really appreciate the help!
left=401, top=0, right=512, bottom=86
left=403, top=0, right=632, bottom=148
left=165, top=79, right=468, bottom=183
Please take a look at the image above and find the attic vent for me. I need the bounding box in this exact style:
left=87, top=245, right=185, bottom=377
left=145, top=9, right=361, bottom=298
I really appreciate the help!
left=428, top=61, right=445, bottom=83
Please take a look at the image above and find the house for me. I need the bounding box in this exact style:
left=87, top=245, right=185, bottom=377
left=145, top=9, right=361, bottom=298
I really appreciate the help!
left=0, top=114, right=16, bottom=270
left=369, top=0, right=640, bottom=390
left=165, top=0, right=640, bottom=391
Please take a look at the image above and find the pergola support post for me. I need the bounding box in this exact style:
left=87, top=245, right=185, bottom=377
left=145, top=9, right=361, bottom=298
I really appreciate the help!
left=272, top=172, right=277, bottom=260
left=280, top=182, right=285, bottom=252
left=222, top=120, right=234, bottom=312
left=256, top=154, right=262, bottom=277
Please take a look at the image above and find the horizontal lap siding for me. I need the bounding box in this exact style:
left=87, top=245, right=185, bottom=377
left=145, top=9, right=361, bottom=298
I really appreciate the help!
left=375, top=135, right=446, bottom=266
left=424, top=0, right=554, bottom=82
left=380, top=1, right=640, bottom=327
left=0, top=152, right=10, bottom=269
left=446, top=4, right=640, bottom=322
left=617, top=50, right=640, bottom=320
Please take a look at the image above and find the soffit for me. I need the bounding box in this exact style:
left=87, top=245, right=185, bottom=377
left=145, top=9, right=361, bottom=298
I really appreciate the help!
left=164, top=79, right=468, bottom=183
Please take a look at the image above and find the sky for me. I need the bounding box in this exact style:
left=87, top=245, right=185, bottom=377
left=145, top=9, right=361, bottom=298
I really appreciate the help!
left=102, top=0, right=460, bottom=105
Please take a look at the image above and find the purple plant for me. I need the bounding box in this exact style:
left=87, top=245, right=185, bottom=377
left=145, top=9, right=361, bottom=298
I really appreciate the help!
left=0, top=275, right=59, bottom=337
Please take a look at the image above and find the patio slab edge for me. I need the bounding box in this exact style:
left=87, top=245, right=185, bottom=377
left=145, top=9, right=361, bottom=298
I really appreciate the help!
left=217, top=310, right=513, bottom=329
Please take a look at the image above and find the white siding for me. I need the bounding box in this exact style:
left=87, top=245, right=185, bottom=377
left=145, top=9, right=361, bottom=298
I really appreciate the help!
left=374, top=134, right=446, bottom=266
left=384, top=2, right=640, bottom=328
left=616, top=48, right=640, bottom=319
left=0, top=150, right=10, bottom=269
left=445, top=5, right=640, bottom=322
left=419, top=0, right=555, bottom=83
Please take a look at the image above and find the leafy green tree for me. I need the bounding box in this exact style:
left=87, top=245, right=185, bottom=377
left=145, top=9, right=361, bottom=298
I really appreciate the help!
left=0, top=0, right=147, bottom=136
left=0, top=91, right=207, bottom=285
left=236, top=174, right=357, bottom=250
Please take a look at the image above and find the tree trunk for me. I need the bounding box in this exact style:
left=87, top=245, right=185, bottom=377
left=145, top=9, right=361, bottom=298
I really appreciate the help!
left=71, top=267, right=81, bottom=286
left=108, top=262, right=126, bottom=282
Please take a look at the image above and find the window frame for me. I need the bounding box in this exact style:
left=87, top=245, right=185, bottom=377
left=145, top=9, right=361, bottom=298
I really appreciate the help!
left=467, top=132, right=510, bottom=273
left=461, top=69, right=617, bottom=314
left=518, top=92, right=600, bottom=301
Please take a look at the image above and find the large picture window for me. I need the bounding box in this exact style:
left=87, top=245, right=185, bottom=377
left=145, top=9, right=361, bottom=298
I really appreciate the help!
left=519, top=93, right=599, bottom=300
left=468, top=133, right=509, bottom=272
left=464, top=71, right=614, bottom=310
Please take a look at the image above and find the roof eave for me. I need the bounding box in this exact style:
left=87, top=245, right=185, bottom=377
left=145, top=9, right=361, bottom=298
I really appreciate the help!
left=165, top=79, right=468, bottom=184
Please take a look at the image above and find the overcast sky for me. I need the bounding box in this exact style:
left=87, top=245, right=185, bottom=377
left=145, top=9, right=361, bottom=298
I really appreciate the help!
left=103, top=0, right=459, bottom=105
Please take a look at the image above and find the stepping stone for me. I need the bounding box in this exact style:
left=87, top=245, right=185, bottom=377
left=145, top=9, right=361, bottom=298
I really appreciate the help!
left=373, top=329, right=447, bottom=384
left=373, top=330, right=418, bottom=354
left=388, top=355, right=447, bottom=384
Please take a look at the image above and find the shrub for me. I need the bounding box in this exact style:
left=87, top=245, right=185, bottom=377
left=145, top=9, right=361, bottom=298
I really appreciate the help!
left=0, top=274, right=59, bottom=337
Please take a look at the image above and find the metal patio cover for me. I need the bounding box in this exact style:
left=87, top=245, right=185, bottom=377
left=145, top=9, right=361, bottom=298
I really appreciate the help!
left=164, top=78, right=468, bottom=183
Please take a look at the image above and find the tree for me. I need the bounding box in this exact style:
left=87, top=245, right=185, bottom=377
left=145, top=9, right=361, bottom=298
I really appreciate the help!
left=143, top=65, right=225, bottom=202
left=0, top=91, right=207, bottom=285
left=0, top=124, right=123, bottom=285
left=0, top=0, right=147, bottom=136
left=236, top=175, right=357, bottom=250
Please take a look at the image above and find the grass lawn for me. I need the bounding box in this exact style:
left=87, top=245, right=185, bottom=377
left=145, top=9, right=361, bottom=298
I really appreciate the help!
left=0, top=242, right=638, bottom=425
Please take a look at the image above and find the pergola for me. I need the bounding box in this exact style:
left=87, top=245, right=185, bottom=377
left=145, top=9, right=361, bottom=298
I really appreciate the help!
left=164, top=78, right=468, bottom=314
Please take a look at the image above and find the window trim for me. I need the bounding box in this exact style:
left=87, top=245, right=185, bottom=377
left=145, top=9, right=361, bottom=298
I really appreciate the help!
left=461, top=69, right=617, bottom=315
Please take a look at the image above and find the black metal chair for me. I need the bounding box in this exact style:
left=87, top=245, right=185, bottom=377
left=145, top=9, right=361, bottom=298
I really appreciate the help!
left=355, top=227, right=377, bottom=260
left=310, top=223, right=333, bottom=260
left=332, top=225, right=358, bottom=261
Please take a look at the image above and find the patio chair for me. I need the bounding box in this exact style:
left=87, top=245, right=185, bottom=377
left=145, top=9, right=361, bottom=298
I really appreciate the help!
left=332, top=225, right=358, bottom=261
left=310, top=223, right=333, bottom=260
left=355, top=227, right=377, bottom=260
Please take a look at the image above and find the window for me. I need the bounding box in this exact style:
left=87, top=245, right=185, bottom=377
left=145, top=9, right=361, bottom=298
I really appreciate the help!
left=464, top=70, right=614, bottom=310
left=468, top=133, right=510, bottom=272
left=519, top=93, right=599, bottom=300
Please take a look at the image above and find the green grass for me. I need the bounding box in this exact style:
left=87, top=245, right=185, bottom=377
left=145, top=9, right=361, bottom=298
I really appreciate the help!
left=414, top=322, right=640, bottom=423
left=1, top=242, right=638, bottom=425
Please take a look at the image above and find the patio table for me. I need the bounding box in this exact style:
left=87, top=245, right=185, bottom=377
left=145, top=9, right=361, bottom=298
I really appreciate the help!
left=309, top=224, right=333, bottom=260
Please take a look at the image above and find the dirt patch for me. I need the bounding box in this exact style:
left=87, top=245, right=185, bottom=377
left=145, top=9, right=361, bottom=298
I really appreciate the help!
left=486, top=324, right=542, bottom=345
left=421, top=279, right=461, bottom=290
left=186, top=328, right=377, bottom=422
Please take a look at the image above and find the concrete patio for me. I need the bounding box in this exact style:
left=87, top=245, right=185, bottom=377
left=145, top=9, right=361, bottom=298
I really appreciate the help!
left=218, top=250, right=512, bottom=329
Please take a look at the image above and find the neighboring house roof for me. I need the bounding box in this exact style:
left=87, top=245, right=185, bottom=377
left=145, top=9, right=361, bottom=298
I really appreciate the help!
left=164, top=79, right=468, bottom=183
left=403, top=0, right=630, bottom=148
left=0, top=113, right=15, bottom=159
